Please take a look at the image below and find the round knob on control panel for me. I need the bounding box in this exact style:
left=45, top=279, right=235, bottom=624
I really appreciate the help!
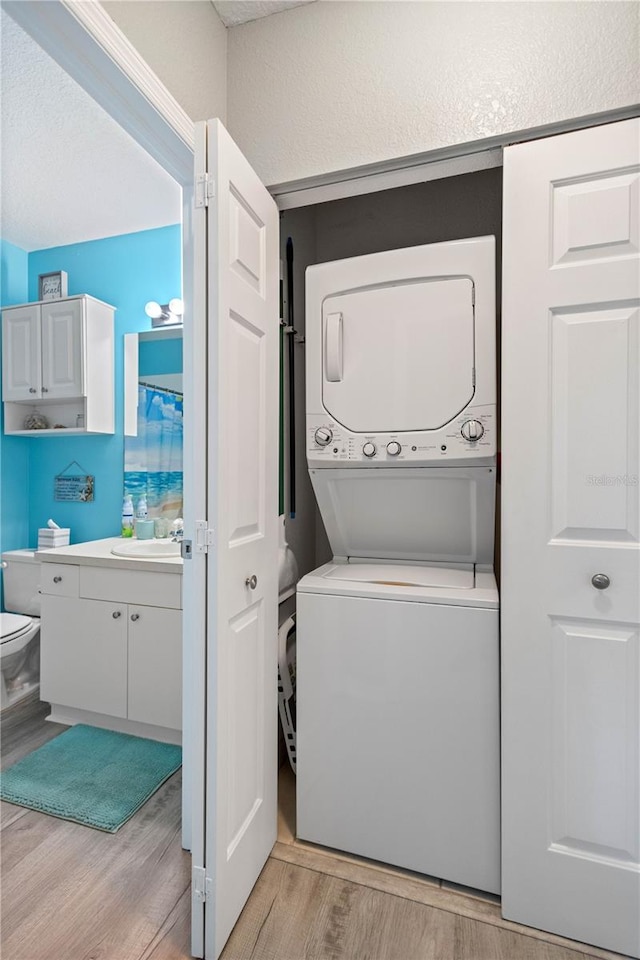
left=314, top=426, right=333, bottom=447
left=362, top=442, right=377, bottom=458
left=386, top=441, right=402, bottom=456
left=461, top=419, right=485, bottom=442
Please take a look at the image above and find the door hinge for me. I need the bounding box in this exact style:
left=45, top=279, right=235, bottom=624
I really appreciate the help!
left=193, top=865, right=214, bottom=903
left=181, top=522, right=214, bottom=559
left=195, top=520, right=214, bottom=554
left=195, top=172, right=215, bottom=208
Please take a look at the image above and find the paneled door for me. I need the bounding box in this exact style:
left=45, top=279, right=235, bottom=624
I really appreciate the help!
left=501, top=118, right=640, bottom=956
left=1, top=305, right=41, bottom=400
left=198, top=120, right=279, bottom=960
left=41, top=298, right=84, bottom=398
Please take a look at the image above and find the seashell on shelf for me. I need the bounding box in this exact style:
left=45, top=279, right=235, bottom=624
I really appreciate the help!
left=23, top=410, right=49, bottom=430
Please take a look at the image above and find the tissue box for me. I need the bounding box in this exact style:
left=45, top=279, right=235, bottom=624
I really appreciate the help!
left=38, top=528, right=70, bottom=550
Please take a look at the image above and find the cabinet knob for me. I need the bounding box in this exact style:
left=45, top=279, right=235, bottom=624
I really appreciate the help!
left=53, top=576, right=62, bottom=583
left=245, top=575, right=258, bottom=590
left=112, top=611, right=122, bottom=619
left=130, top=613, right=140, bottom=621
left=42, top=387, right=49, bottom=393
left=591, top=573, right=611, bottom=590
left=29, top=387, right=37, bottom=394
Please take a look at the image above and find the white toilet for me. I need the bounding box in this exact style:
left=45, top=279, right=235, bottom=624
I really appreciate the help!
left=1, top=549, right=41, bottom=711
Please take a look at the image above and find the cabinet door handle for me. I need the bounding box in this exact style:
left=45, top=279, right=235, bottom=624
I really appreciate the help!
left=130, top=613, right=140, bottom=621
left=29, top=387, right=37, bottom=394
left=42, top=387, right=49, bottom=393
left=112, top=611, right=122, bottom=619
left=53, top=576, right=62, bottom=583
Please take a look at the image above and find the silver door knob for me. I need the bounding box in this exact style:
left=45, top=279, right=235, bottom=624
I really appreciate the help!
left=130, top=613, right=140, bottom=621
left=53, top=576, right=62, bottom=583
left=29, top=387, right=37, bottom=394
left=245, top=575, right=258, bottom=590
left=112, top=611, right=122, bottom=619
left=591, top=574, right=610, bottom=590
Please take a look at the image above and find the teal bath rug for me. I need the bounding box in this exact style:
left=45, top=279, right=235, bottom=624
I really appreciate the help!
left=0, top=724, right=182, bottom=833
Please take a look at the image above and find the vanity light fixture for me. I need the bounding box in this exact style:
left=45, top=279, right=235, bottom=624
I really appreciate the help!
left=144, top=298, right=184, bottom=327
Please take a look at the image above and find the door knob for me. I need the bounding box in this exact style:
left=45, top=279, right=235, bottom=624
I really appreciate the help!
left=112, top=611, right=122, bottom=619
left=245, top=575, right=258, bottom=590
left=130, top=613, right=140, bottom=621
left=591, top=574, right=611, bottom=590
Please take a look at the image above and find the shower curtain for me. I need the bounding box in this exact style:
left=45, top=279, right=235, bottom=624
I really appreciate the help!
left=124, top=383, right=184, bottom=519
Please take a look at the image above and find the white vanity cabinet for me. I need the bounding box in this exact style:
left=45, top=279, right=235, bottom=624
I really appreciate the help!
left=40, top=594, right=129, bottom=718
left=1, top=295, right=114, bottom=435
left=40, top=558, right=182, bottom=741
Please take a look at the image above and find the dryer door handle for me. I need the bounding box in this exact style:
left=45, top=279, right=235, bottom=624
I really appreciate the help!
left=325, top=312, right=343, bottom=382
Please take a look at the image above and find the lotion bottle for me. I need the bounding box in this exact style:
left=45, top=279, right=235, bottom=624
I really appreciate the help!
left=121, top=494, right=134, bottom=537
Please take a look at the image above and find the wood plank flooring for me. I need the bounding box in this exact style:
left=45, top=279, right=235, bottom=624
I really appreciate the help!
left=1, top=698, right=631, bottom=960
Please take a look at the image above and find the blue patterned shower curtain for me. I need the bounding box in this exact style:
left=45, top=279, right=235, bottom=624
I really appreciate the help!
left=124, top=384, right=184, bottom=519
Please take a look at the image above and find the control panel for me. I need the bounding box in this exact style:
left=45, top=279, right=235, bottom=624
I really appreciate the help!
left=307, top=405, right=495, bottom=467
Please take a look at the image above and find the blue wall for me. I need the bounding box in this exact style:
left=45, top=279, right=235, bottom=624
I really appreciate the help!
left=0, top=240, right=31, bottom=607
left=139, top=336, right=183, bottom=378
left=1, top=240, right=31, bottom=546
left=0, top=226, right=181, bottom=580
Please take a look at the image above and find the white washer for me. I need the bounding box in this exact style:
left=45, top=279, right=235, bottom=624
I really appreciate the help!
left=297, top=236, right=500, bottom=893
left=297, top=561, right=500, bottom=894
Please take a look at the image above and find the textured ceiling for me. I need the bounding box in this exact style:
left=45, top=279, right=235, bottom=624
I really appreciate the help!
left=213, top=1, right=315, bottom=28
left=0, top=11, right=181, bottom=252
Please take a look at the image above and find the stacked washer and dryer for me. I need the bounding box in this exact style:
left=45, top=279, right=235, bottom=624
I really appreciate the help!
left=296, top=236, right=501, bottom=894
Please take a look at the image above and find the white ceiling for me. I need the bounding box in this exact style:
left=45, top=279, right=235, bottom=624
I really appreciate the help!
left=213, top=1, right=315, bottom=28
left=0, top=10, right=181, bottom=253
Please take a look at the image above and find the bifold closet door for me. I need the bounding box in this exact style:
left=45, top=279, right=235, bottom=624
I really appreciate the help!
left=501, top=118, right=640, bottom=957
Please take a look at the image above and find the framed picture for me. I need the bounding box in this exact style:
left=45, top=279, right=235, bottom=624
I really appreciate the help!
left=38, top=270, right=68, bottom=301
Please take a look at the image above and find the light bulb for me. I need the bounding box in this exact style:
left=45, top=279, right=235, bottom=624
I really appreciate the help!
left=168, top=298, right=184, bottom=316
left=145, top=301, right=163, bottom=319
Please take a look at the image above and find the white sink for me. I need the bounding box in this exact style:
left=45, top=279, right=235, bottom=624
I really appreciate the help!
left=111, top=539, right=181, bottom=559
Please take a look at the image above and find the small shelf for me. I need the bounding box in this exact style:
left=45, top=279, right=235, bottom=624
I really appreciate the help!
left=7, top=428, right=90, bottom=437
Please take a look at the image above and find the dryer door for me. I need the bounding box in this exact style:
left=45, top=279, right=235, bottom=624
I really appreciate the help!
left=322, top=277, right=474, bottom=433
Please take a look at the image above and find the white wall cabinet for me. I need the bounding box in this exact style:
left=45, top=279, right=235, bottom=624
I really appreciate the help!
left=1, top=295, right=114, bottom=435
left=40, top=561, right=182, bottom=737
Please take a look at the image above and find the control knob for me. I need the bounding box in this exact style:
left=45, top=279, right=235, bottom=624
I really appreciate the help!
left=461, top=419, right=484, bottom=442
left=314, top=426, right=333, bottom=447
left=362, top=442, right=377, bottom=458
left=386, top=441, right=402, bottom=456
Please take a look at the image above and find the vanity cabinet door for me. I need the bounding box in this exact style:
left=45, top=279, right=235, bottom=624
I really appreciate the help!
left=127, top=605, right=182, bottom=730
left=40, top=595, right=128, bottom=718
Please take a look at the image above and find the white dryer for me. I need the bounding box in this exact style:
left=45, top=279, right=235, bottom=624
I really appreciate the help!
left=297, top=237, right=500, bottom=894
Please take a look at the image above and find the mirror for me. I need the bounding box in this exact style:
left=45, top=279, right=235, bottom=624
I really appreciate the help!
left=124, top=328, right=183, bottom=520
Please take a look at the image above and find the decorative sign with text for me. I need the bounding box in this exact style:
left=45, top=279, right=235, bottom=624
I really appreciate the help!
left=54, top=461, right=94, bottom=502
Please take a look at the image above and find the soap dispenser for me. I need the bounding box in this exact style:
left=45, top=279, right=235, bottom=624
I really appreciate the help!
left=121, top=494, right=134, bottom=537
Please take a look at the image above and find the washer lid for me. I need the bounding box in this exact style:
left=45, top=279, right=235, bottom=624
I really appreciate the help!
left=1, top=613, right=32, bottom=642
left=310, top=466, right=496, bottom=564
left=322, top=563, right=474, bottom=589
left=322, top=277, right=474, bottom=434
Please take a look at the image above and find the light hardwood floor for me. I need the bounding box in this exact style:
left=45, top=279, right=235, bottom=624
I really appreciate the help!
left=1, top=699, right=631, bottom=960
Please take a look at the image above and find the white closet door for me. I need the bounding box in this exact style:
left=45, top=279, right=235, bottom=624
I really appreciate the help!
left=204, top=119, right=279, bottom=960
left=501, top=118, right=640, bottom=957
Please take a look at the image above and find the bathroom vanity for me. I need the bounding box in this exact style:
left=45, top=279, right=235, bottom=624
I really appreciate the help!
left=39, top=538, right=182, bottom=744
